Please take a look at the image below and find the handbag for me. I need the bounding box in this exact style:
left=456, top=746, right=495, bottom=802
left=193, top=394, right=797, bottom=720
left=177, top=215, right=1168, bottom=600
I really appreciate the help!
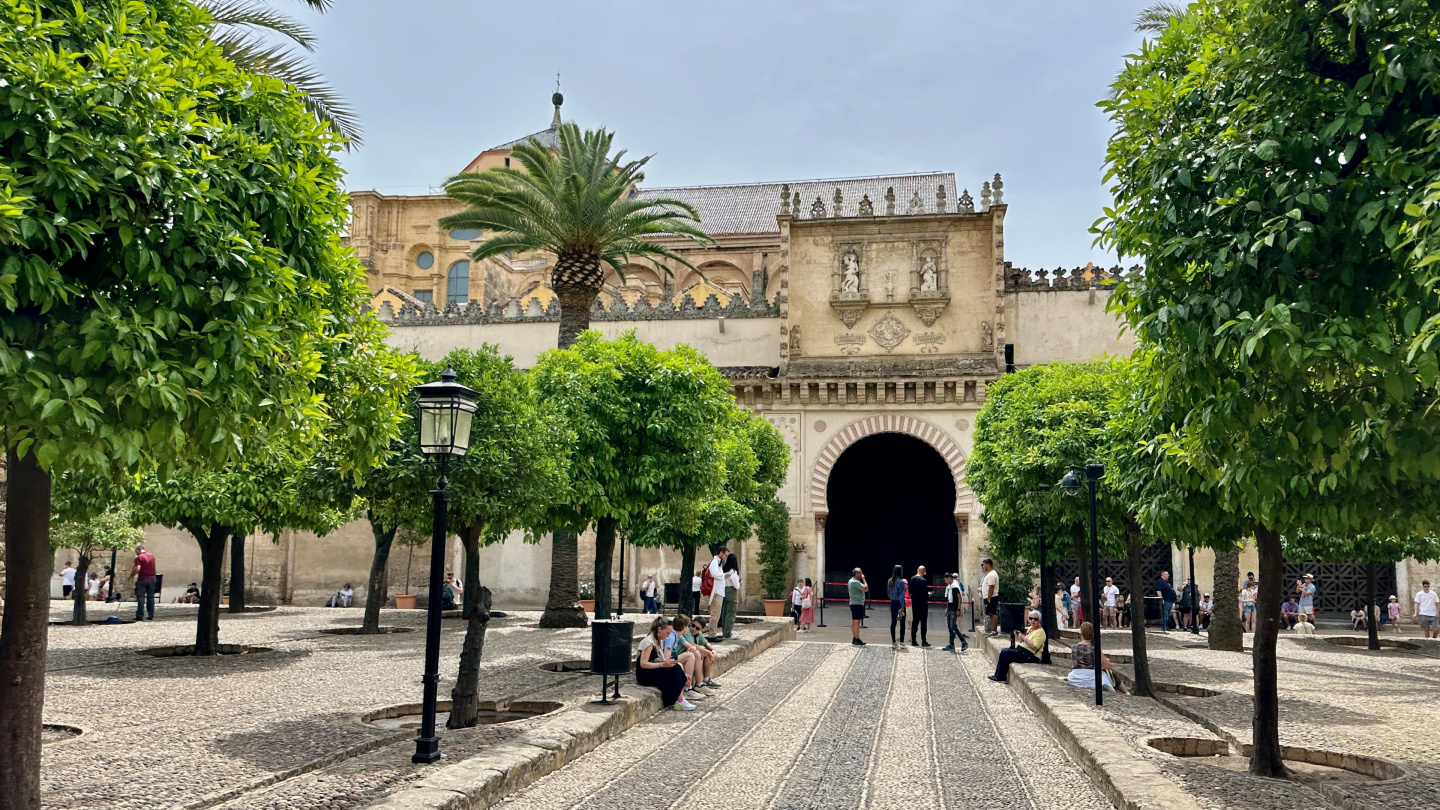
left=801, top=595, right=812, bottom=609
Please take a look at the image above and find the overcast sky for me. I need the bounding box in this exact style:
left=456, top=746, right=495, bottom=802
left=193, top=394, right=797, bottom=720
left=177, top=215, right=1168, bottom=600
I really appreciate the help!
left=304, top=1, right=1155, bottom=270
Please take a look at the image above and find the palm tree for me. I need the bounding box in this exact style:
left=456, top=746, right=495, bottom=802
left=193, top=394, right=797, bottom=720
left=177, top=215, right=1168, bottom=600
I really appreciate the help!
left=441, top=123, right=713, bottom=628
left=197, top=0, right=362, bottom=145
left=1133, top=1, right=1188, bottom=33
left=440, top=123, right=713, bottom=349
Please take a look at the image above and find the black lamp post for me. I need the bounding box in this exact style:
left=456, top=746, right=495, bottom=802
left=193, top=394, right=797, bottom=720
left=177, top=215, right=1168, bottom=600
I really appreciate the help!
left=1188, top=545, right=1200, bottom=634
left=1061, top=463, right=1105, bottom=707
left=411, top=366, right=478, bottom=765
left=1031, top=485, right=1052, bottom=665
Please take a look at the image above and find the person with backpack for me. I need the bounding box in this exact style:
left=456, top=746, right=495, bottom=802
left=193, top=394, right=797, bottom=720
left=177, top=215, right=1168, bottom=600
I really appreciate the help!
left=720, top=554, right=741, bottom=639
left=705, top=548, right=727, bottom=639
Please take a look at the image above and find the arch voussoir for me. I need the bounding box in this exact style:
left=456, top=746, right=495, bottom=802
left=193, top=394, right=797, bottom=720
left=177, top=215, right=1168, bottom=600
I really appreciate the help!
left=810, top=414, right=972, bottom=514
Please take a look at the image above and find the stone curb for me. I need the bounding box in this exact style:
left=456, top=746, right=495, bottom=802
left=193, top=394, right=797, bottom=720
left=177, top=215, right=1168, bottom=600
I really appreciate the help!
left=363, top=619, right=795, bottom=810
left=982, top=636, right=1204, bottom=810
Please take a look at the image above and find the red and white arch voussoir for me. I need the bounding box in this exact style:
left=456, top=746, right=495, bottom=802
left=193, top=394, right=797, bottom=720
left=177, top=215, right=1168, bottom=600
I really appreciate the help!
left=809, top=414, right=975, bottom=515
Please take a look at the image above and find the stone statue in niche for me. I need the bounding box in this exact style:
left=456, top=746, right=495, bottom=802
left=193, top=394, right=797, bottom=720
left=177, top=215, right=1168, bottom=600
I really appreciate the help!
left=841, top=252, right=860, bottom=293
left=981, top=320, right=994, bottom=351
left=920, top=256, right=938, bottom=291
left=884, top=271, right=896, bottom=302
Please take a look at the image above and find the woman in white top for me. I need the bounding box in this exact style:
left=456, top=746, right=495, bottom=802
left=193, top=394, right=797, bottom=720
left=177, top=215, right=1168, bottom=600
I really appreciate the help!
left=1053, top=584, right=1069, bottom=630
left=1240, top=583, right=1258, bottom=633
left=635, top=616, right=694, bottom=711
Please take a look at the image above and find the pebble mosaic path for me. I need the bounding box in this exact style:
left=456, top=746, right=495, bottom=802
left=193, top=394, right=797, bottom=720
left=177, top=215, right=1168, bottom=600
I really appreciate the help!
left=498, top=641, right=1113, bottom=810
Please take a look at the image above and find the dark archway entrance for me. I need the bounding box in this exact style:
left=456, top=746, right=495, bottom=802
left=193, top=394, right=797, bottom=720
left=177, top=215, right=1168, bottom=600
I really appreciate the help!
left=824, top=433, right=958, bottom=596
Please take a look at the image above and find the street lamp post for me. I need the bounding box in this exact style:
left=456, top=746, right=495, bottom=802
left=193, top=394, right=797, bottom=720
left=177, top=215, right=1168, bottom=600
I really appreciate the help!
left=411, top=367, right=478, bottom=765
left=1188, top=545, right=1200, bottom=635
left=1061, top=463, right=1105, bottom=707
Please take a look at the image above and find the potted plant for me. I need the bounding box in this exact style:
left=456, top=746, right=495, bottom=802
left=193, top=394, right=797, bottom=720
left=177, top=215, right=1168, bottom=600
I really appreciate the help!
left=756, top=499, right=792, bottom=617
left=393, top=526, right=427, bottom=609
left=578, top=580, right=596, bottom=614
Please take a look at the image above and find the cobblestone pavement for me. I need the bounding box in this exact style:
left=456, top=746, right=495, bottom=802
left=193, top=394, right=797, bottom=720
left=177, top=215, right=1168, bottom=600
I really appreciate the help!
left=498, top=641, right=1114, bottom=810
left=1044, top=628, right=1440, bottom=810
left=37, top=601, right=776, bottom=810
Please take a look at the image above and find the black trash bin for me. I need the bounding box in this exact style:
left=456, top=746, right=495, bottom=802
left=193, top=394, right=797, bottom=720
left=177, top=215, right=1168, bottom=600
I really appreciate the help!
left=1143, top=596, right=1163, bottom=626
left=589, top=620, right=633, bottom=704
left=998, top=602, right=1028, bottom=635
left=663, top=582, right=680, bottom=609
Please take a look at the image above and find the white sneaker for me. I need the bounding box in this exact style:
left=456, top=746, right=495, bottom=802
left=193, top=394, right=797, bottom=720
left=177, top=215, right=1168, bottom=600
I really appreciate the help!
left=675, top=698, right=696, bottom=711
left=704, top=678, right=722, bottom=688
left=694, top=686, right=715, bottom=696
left=684, top=689, right=707, bottom=701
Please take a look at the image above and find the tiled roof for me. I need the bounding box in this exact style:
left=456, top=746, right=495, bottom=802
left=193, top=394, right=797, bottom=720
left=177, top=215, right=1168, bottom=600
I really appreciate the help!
left=637, top=172, right=959, bottom=236
left=489, top=127, right=560, bottom=152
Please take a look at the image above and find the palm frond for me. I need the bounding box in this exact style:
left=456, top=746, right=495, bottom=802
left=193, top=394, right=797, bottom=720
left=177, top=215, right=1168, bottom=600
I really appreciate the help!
left=1133, top=1, right=1188, bottom=33
left=215, top=34, right=363, bottom=146
left=198, top=0, right=317, bottom=50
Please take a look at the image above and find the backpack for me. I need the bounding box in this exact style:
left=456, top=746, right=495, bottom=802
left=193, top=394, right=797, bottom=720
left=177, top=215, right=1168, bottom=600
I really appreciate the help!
left=700, top=564, right=715, bottom=597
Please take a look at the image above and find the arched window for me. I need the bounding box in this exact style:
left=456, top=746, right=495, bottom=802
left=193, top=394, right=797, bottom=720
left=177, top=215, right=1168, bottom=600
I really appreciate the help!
left=446, top=261, right=470, bottom=305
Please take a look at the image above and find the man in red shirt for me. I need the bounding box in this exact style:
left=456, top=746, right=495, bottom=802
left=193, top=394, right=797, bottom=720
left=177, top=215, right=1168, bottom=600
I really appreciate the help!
left=133, top=545, right=158, bottom=621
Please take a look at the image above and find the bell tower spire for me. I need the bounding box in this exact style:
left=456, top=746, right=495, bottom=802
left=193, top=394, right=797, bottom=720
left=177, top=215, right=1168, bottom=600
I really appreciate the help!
left=551, top=74, right=563, bottom=128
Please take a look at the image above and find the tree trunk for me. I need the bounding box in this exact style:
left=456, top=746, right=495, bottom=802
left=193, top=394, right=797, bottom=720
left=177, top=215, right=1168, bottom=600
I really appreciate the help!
left=72, top=553, right=91, bottom=626
left=1210, top=543, right=1244, bottom=652
left=191, top=525, right=232, bottom=656
left=0, top=448, right=52, bottom=810
left=679, top=544, right=697, bottom=617
left=539, top=527, right=588, bottom=628
left=1070, top=523, right=1092, bottom=625
left=1123, top=517, right=1154, bottom=697
left=228, top=531, right=246, bottom=613
left=592, top=517, right=619, bottom=620
left=363, top=517, right=396, bottom=634
left=448, top=524, right=493, bottom=729
left=1365, top=560, right=1380, bottom=652
left=1249, top=525, right=1289, bottom=778
left=554, top=275, right=600, bottom=350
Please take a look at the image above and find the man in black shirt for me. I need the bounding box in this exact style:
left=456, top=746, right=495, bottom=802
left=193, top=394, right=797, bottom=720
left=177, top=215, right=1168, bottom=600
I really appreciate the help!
left=1155, top=571, right=1178, bottom=632
left=908, top=566, right=932, bottom=647
left=942, top=572, right=968, bottom=652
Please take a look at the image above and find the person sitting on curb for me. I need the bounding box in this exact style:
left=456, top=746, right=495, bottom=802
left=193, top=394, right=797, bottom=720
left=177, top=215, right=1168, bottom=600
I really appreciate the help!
left=680, top=615, right=722, bottom=689
left=1293, top=615, right=1316, bottom=635
left=636, top=616, right=694, bottom=711
left=667, top=616, right=711, bottom=704
left=988, top=610, right=1046, bottom=682
left=1065, top=621, right=1130, bottom=694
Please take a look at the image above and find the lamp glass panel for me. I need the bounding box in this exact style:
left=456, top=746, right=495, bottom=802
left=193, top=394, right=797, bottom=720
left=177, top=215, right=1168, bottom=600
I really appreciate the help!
left=451, top=409, right=474, bottom=454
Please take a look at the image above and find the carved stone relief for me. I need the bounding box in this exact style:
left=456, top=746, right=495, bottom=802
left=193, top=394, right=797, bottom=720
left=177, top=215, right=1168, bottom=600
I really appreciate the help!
left=858, top=194, right=874, bottom=216
left=980, top=320, right=994, bottom=352
left=834, top=334, right=866, bottom=355
left=763, top=412, right=802, bottom=515
left=912, top=302, right=947, bottom=327
left=868, top=314, right=910, bottom=353
left=914, top=332, right=946, bottom=354
left=906, top=190, right=925, bottom=215
left=788, top=325, right=802, bottom=358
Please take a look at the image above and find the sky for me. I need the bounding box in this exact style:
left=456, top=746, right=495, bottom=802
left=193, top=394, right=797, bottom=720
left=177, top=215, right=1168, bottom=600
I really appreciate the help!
left=302, top=1, right=1156, bottom=270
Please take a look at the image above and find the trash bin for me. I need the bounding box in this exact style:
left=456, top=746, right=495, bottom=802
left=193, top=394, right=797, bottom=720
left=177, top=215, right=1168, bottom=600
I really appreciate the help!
left=998, top=602, right=1028, bottom=635
left=663, top=582, right=680, bottom=609
left=1143, top=596, right=1163, bottom=626
left=589, top=619, right=633, bottom=704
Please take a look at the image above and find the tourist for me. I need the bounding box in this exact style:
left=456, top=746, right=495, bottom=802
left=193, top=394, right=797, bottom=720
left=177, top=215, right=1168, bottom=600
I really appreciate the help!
left=1155, top=571, right=1177, bottom=632
left=438, top=577, right=456, bottom=611
left=1179, top=577, right=1199, bottom=630
left=691, top=569, right=702, bottom=614
left=1293, top=615, right=1316, bottom=635
left=1244, top=572, right=1256, bottom=590
left=641, top=574, right=659, bottom=613
left=1060, top=581, right=1072, bottom=626
left=61, top=561, right=76, bottom=598
left=636, top=616, right=693, bottom=711
left=85, top=571, right=102, bottom=601
left=340, top=583, right=355, bottom=607
left=987, top=611, right=1046, bottom=682
left=1350, top=604, right=1368, bottom=632
left=943, top=573, right=967, bottom=652
left=133, top=544, right=158, bottom=621
left=887, top=565, right=907, bottom=646
left=175, top=582, right=200, bottom=604
left=1116, top=593, right=1131, bottom=628
left=791, top=579, right=804, bottom=625
left=798, top=578, right=815, bottom=632
left=1416, top=580, right=1438, bottom=639
left=981, top=559, right=1000, bottom=636
left=1282, top=596, right=1300, bottom=630
left=909, top=565, right=931, bottom=647
left=706, top=547, right=728, bottom=636
left=848, top=567, right=868, bottom=646
left=1297, top=573, right=1317, bottom=622
left=1070, top=577, right=1082, bottom=626
left=681, top=616, right=721, bottom=688
left=668, top=616, right=710, bottom=702
left=1387, top=595, right=1402, bottom=633
left=720, top=554, right=741, bottom=639
left=1240, top=580, right=1258, bottom=633
left=1102, top=577, right=1120, bottom=628
left=1066, top=622, right=1130, bottom=694
left=1198, top=593, right=1213, bottom=629
left=1053, top=583, right=1068, bottom=631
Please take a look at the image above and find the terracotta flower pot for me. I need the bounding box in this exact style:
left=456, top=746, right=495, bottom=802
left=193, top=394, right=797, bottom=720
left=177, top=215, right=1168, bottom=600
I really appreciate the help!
left=763, top=598, right=789, bottom=617
left=580, top=599, right=596, bottom=613
left=220, top=596, right=229, bottom=606
left=394, top=594, right=419, bottom=610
